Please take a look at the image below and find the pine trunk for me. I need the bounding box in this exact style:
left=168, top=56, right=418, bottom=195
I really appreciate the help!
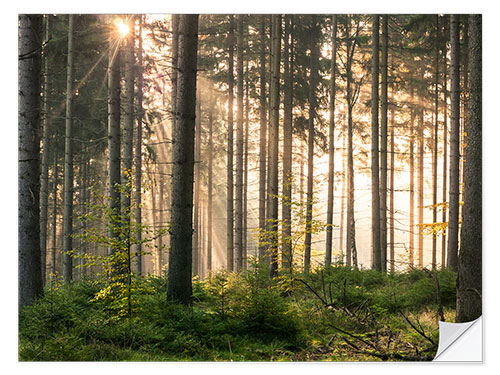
left=134, top=15, right=144, bottom=275
left=235, top=15, right=244, bottom=272
left=304, top=15, right=318, bottom=272
left=257, top=15, right=267, bottom=261
left=447, top=14, right=460, bottom=271
left=456, top=14, right=481, bottom=323
left=371, top=15, right=381, bottom=271
left=227, top=15, right=235, bottom=270
left=325, top=15, right=337, bottom=267
left=380, top=15, right=388, bottom=272
left=282, top=15, right=293, bottom=271
left=268, top=14, right=281, bottom=278
left=40, top=15, right=51, bottom=285
left=63, top=14, right=75, bottom=283
left=166, top=14, right=199, bottom=304
left=19, top=14, right=43, bottom=308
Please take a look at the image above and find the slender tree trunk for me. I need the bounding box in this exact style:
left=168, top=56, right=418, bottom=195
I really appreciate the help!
left=51, top=153, right=59, bottom=277
left=282, top=15, right=293, bottom=271
left=40, top=15, right=51, bottom=285
left=268, top=14, right=281, bottom=278
left=235, top=15, right=244, bottom=272
left=193, top=92, right=201, bottom=277
left=345, top=17, right=358, bottom=268
left=207, top=106, right=213, bottom=273
left=243, top=53, right=249, bottom=270
left=158, top=176, right=165, bottom=271
left=441, top=20, right=448, bottom=268
left=389, top=104, right=395, bottom=272
left=339, top=125, right=346, bottom=264
left=227, top=15, right=235, bottom=270
left=447, top=14, right=460, bottom=271
left=418, top=103, right=424, bottom=269
left=409, top=87, right=415, bottom=268
left=257, top=15, right=267, bottom=261
left=456, top=14, right=481, bottom=323
left=304, top=15, right=318, bottom=273
left=134, top=15, right=144, bottom=275
left=122, top=19, right=135, bottom=275
left=371, top=15, right=381, bottom=271
left=432, top=15, right=440, bottom=270
left=63, top=15, right=75, bottom=283
left=108, top=18, right=122, bottom=257
left=380, top=15, right=388, bottom=272
left=325, top=15, right=337, bottom=267
left=19, top=14, right=43, bottom=308
left=166, top=14, right=199, bottom=304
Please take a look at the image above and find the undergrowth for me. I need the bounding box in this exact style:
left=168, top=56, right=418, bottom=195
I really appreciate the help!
left=19, top=267, right=456, bottom=361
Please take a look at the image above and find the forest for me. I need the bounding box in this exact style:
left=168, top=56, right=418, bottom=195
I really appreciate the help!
left=18, top=13, right=482, bottom=361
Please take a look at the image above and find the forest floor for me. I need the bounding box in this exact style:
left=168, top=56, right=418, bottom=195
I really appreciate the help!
left=19, top=266, right=457, bottom=361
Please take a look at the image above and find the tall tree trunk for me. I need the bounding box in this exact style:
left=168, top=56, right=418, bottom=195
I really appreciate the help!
left=447, top=14, right=460, bottom=271
left=40, top=15, right=51, bottom=285
left=134, top=15, right=144, bottom=275
left=193, top=92, right=201, bottom=277
left=304, top=15, right=318, bottom=273
left=243, top=53, right=249, bottom=270
left=325, top=15, right=337, bottom=267
left=345, top=17, right=358, bottom=268
left=371, top=15, right=381, bottom=271
left=380, top=15, right=388, bottom=272
left=418, top=103, right=424, bottom=269
left=51, top=153, right=59, bottom=277
left=166, top=14, right=198, bottom=304
left=268, top=14, right=281, bottom=278
left=409, top=87, right=415, bottom=268
left=282, top=15, right=293, bottom=271
left=227, top=15, right=235, bottom=270
left=108, top=18, right=122, bottom=257
left=257, top=15, right=267, bottom=261
left=235, top=15, right=244, bottom=272
left=19, top=14, right=43, bottom=308
left=456, top=14, right=481, bottom=323
left=122, top=18, right=135, bottom=276
left=432, top=15, right=439, bottom=270
left=339, top=124, right=346, bottom=264
left=63, top=14, right=75, bottom=283
left=389, top=105, right=395, bottom=272
left=207, top=105, right=213, bottom=273
left=441, top=19, right=448, bottom=268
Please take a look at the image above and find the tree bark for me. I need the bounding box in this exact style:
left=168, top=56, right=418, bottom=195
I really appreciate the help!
left=134, top=15, right=144, bottom=275
left=40, top=15, right=51, bottom=285
left=166, top=14, right=199, bottom=304
left=380, top=15, right=388, bottom=272
left=19, top=14, right=43, bottom=308
left=108, top=18, right=122, bottom=257
left=268, top=14, right=281, bottom=278
left=325, top=15, right=337, bottom=267
left=63, top=14, right=75, bottom=283
left=432, top=15, right=439, bottom=270
left=441, top=17, right=449, bottom=269
left=207, top=105, right=214, bottom=272
left=456, top=14, right=481, bottom=323
left=257, top=15, right=267, bottom=262
left=193, top=92, right=201, bottom=277
left=122, top=18, right=135, bottom=274
left=447, top=14, right=460, bottom=271
left=371, top=15, right=381, bottom=271
left=409, top=87, right=415, bottom=268
left=226, top=15, right=235, bottom=271
left=235, top=15, right=245, bottom=272
left=282, top=15, right=293, bottom=271
left=304, top=15, right=318, bottom=273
